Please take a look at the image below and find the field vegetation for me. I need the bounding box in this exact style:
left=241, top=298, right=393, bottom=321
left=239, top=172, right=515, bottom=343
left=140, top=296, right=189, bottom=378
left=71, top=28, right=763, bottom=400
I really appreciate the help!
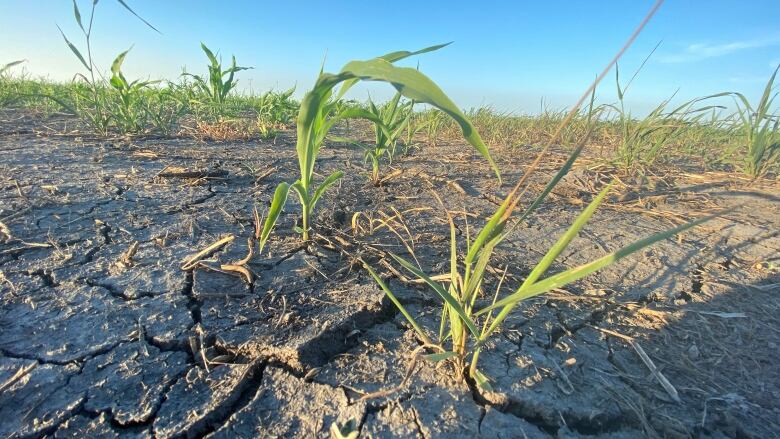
left=1, top=1, right=779, bottom=437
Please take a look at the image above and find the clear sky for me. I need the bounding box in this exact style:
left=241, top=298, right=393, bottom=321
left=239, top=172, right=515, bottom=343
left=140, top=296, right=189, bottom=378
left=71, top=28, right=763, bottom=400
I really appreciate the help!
left=1, top=1, right=778, bottom=114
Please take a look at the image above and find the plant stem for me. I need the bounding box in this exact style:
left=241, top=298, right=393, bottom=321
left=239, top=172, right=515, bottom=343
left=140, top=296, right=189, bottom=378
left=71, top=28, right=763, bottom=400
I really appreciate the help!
left=302, top=202, right=310, bottom=241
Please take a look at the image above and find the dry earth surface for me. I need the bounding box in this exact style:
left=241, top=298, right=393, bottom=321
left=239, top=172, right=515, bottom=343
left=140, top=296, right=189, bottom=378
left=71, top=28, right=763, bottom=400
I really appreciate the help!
left=1, top=110, right=779, bottom=438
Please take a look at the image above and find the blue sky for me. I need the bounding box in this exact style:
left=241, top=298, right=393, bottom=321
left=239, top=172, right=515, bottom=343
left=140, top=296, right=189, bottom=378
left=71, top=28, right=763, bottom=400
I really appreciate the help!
left=1, top=1, right=778, bottom=114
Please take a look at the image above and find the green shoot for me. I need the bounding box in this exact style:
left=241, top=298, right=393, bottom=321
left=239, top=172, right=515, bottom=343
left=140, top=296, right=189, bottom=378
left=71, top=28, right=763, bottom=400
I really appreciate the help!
left=364, top=0, right=721, bottom=387
left=263, top=44, right=502, bottom=242
left=108, top=48, right=160, bottom=133
left=182, top=43, right=252, bottom=118
left=729, top=65, right=779, bottom=178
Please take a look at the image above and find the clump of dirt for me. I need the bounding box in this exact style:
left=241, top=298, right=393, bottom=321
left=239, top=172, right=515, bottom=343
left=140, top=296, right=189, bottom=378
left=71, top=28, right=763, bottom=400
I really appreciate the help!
left=1, top=110, right=778, bottom=438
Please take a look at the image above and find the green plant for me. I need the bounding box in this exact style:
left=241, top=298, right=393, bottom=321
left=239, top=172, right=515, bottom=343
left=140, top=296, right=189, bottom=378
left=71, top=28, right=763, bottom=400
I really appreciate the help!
left=341, top=91, right=415, bottom=185
left=260, top=44, right=502, bottom=243
left=365, top=92, right=414, bottom=184
left=254, top=87, right=298, bottom=138
left=608, top=64, right=721, bottom=173
left=417, top=108, right=447, bottom=148
left=363, top=2, right=721, bottom=388
left=0, top=60, right=25, bottom=107
left=366, top=111, right=719, bottom=391
left=183, top=43, right=252, bottom=118
left=57, top=0, right=157, bottom=134
left=107, top=49, right=159, bottom=133
left=729, top=65, right=780, bottom=178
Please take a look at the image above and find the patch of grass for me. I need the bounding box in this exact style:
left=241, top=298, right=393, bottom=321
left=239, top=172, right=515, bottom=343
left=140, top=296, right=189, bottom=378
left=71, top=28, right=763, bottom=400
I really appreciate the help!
left=729, top=65, right=780, bottom=178
left=0, top=60, right=26, bottom=107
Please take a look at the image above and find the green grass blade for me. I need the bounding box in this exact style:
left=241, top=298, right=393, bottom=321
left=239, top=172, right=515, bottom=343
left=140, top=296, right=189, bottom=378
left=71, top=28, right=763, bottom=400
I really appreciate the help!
left=464, top=197, right=510, bottom=265
left=390, top=253, right=480, bottom=338
left=463, top=234, right=500, bottom=304
left=477, top=211, right=723, bottom=341
left=115, top=0, right=160, bottom=33
left=518, top=182, right=613, bottom=290
left=0, top=60, right=25, bottom=75
left=57, top=25, right=90, bottom=71
left=425, top=351, right=458, bottom=362
left=72, top=0, right=84, bottom=32
left=515, top=145, right=583, bottom=224
left=483, top=211, right=723, bottom=315
left=363, top=262, right=431, bottom=345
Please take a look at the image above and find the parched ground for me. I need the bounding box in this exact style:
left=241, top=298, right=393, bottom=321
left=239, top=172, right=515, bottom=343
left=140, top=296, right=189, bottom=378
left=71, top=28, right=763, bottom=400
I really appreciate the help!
left=1, top=111, right=779, bottom=439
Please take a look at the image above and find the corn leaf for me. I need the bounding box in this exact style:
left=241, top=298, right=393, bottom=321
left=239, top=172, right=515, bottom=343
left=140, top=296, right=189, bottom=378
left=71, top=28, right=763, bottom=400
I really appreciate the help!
left=310, top=170, right=344, bottom=210
left=340, top=58, right=501, bottom=182
left=258, top=182, right=290, bottom=255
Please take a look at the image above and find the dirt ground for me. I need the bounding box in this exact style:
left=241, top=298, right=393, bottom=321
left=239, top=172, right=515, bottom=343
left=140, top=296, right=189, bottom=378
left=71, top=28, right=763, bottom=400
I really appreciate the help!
left=1, top=110, right=779, bottom=439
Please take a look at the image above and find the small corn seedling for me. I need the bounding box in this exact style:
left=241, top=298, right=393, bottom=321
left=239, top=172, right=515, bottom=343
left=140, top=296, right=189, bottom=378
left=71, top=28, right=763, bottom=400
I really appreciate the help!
left=107, top=49, right=159, bottom=133
left=254, top=87, right=298, bottom=138
left=183, top=43, right=252, bottom=118
left=364, top=91, right=415, bottom=185
left=258, top=44, right=502, bottom=242
left=729, top=65, right=779, bottom=178
left=337, top=91, right=415, bottom=185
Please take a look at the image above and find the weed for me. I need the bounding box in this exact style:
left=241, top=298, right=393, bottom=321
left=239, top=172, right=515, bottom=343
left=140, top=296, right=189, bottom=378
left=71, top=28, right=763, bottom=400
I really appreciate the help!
left=607, top=63, right=722, bottom=173
left=56, top=0, right=158, bottom=135
left=364, top=0, right=720, bottom=388
left=0, top=60, right=26, bottom=107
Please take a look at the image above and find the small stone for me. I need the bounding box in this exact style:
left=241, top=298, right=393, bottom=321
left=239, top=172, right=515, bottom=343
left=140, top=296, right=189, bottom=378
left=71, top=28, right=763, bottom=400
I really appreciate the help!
left=688, top=344, right=700, bottom=360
